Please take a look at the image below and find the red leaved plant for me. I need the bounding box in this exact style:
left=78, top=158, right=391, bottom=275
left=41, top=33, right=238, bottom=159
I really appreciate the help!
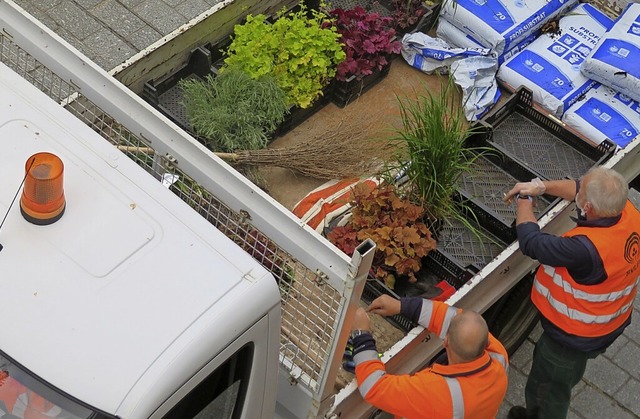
left=327, top=182, right=437, bottom=289
left=329, top=6, right=401, bottom=81
left=390, top=0, right=428, bottom=32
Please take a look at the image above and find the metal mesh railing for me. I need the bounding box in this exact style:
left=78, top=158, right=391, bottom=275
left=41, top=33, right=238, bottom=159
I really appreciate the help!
left=0, top=33, right=342, bottom=393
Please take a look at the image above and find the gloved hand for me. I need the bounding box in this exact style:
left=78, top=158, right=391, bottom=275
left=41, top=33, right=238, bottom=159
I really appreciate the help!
left=504, top=177, right=546, bottom=203
left=342, top=337, right=382, bottom=374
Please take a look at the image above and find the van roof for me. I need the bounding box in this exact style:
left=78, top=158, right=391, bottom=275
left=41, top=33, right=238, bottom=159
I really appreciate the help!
left=0, top=62, right=277, bottom=415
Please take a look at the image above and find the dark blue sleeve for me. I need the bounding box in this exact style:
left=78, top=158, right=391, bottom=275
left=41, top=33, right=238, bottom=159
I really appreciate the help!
left=516, top=222, right=606, bottom=284
left=399, top=297, right=423, bottom=323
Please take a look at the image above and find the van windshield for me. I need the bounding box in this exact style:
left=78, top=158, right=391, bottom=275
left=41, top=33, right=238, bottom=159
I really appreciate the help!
left=0, top=351, right=108, bottom=419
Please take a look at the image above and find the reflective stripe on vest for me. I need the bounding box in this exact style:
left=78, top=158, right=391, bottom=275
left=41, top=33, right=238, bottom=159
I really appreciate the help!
left=419, top=302, right=458, bottom=339
left=532, top=201, right=640, bottom=336
left=542, top=265, right=639, bottom=303
left=490, top=352, right=508, bottom=373
left=534, top=273, right=636, bottom=324
left=354, top=349, right=386, bottom=398
left=443, top=377, right=465, bottom=419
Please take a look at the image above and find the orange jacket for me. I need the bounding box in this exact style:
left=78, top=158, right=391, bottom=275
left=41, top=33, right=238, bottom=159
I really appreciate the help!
left=532, top=200, right=640, bottom=337
left=0, top=374, right=60, bottom=419
left=355, top=300, right=508, bottom=418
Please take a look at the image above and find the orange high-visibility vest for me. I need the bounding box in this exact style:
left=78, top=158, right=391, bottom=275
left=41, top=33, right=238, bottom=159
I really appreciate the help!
left=532, top=200, right=640, bottom=337
left=355, top=301, right=508, bottom=418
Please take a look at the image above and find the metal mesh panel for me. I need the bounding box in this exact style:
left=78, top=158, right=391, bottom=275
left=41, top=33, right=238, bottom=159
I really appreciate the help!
left=490, top=113, right=597, bottom=180
left=0, top=33, right=341, bottom=393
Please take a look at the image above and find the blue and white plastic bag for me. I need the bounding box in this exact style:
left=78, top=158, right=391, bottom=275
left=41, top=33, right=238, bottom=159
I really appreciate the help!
left=562, top=83, right=640, bottom=148
left=439, top=0, right=579, bottom=56
left=497, top=3, right=613, bottom=117
left=451, top=56, right=501, bottom=121
left=437, top=17, right=538, bottom=65
left=401, top=32, right=492, bottom=74
left=581, top=3, right=640, bottom=102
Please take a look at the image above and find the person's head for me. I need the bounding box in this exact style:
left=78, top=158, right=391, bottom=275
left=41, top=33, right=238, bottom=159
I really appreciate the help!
left=576, top=167, right=628, bottom=219
left=444, top=310, right=489, bottom=364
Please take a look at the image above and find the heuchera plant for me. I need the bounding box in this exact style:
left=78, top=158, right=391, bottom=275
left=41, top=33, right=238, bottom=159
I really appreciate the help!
left=329, top=6, right=401, bottom=81
left=224, top=5, right=345, bottom=108
left=391, top=0, right=427, bottom=32
left=327, top=182, right=437, bottom=289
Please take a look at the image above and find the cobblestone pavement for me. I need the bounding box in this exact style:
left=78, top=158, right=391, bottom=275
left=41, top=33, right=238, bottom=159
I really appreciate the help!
left=12, top=1, right=640, bottom=418
left=13, top=0, right=223, bottom=70
left=499, top=290, right=640, bottom=419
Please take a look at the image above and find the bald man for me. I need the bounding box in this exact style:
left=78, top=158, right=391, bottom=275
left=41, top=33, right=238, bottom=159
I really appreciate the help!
left=350, top=295, right=508, bottom=418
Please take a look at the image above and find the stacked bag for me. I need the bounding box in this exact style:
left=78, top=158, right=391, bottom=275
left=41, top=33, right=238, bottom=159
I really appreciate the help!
left=495, top=1, right=640, bottom=148
left=438, top=0, right=579, bottom=63
left=563, top=2, right=640, bottom=148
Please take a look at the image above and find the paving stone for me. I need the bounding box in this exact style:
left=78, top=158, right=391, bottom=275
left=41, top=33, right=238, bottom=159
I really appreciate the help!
left=622, top=315, right=640, bottom=343
left=503, top=366, right=527, bottom=407
left=75, top=0, right=103, bottom=7
left=134, top=0, right=187, bottom=34
left=528, top=321, right=543, bottom=342
left=175, top=0, right=211, bottom=21
left=117, top=0, right=146, bottom=7
left=572, top=385, right=636, bottom=419
left=497, top=402, right=513, bottom=419
left=83, top=27, right=136, bottom=70
left=614, top=378, right=640, bottom=417
left=612, top=341, right=640, bottom=380
left=508, top=338, right=534, bottom=371
left=17, top=5, right=60, bottom=32
left=603, top=334, right=629, bottom=360
left=14, top=0, right=63, bottom=10
left=583, top=355, right=630, bottom=396
left=47, top=0, right=101, bottom=40
left=92, top=0, right=146, bottom=37
left=127, top=25, right=163, bottom=51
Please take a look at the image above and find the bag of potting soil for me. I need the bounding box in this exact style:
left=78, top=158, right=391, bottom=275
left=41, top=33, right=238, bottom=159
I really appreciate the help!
left=581, top=3, right=640, bottom=103
left=437, top=17, right=538, bottom=65
left=562, top=83, right=640, bottom=149
left=401, top=32, right=493, bottom=75
left=439, top=0, right=579, bottom=56
left=292, top=177, right=380, bottom=234
left=497, top=3, right=614, bottom=117
left=451, top=55, right=501, bottom=121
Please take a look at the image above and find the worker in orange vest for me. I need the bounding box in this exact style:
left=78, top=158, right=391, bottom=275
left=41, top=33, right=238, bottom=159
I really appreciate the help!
left=350, top=294, right=508, bottom=418
left=505, top=167, right=640, bottom=418
left=0, top=372, right=63, bottom=419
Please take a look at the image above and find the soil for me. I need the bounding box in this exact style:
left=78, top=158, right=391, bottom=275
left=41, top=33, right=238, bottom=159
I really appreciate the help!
left=258, top=58, right=450, bottom=210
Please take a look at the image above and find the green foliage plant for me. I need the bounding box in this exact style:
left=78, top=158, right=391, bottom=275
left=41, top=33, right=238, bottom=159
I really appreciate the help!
left=224, top=4, right=346, bottom=108
left=179, top=67, right=288, bottom=152
left=386, top=77, right=485, bottom=237
left=327, top=182, right=437, bottom=289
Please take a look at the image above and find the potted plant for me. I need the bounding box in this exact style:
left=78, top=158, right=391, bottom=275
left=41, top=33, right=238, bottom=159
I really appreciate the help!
left=179, top=67, right=289, bottom=152
left=385, top=77, right=485, bottom=238
left=391, top=0, right=447, bottom=35
left=223, top=3, right=345, bottom=134
left=327, top=181, right=437, bottom=289
left=329, top=6, right=401, bottom=107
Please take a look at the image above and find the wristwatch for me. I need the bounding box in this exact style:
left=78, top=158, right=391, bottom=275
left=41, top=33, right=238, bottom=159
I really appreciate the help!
left=350, top=329, right=371, bottom=339
left=516, top=193, right=532, bottom=202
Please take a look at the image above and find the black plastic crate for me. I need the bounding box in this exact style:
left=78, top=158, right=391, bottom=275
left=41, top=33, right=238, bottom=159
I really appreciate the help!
left=330, top=61, right=391, bottom=108
left=469, top=87, right=616, bottom=181
left=142, top=46, right=214, bottom=131
left=455, top=152, right=556, bottom=244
